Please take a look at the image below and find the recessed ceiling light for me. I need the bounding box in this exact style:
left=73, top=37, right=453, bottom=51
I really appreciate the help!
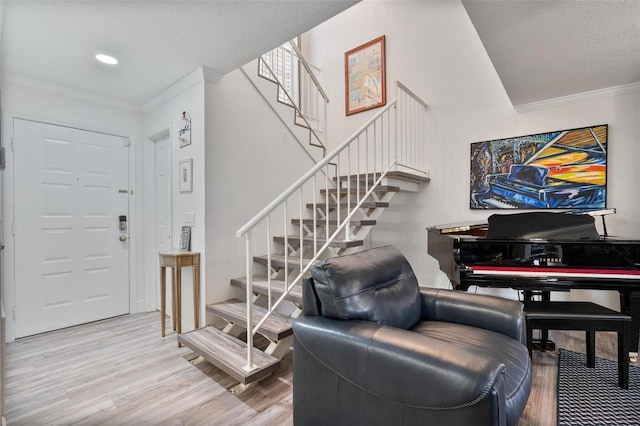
left=95, top=54, right=118, bottom=65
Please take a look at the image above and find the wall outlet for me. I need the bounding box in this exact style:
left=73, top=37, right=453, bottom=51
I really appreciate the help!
left=184, top=212, right=195, bottom=227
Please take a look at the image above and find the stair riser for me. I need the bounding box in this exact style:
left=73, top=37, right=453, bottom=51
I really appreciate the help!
left=206, top=299, right=293, bottom=342
left=307, top=202, right=390, bottom=210
left=273, top=236, right=363, bottom=249
left=230, top=277, right=303, bottom=306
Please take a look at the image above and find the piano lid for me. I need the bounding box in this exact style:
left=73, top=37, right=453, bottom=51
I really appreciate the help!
left=429, top=208, right=616, bottom=236
left=428, top=220, right=488, bottom=236
left=486, top=211, right=599, bottom=239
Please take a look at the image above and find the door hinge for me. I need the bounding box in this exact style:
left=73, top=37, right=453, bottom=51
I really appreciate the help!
left=11, top=222, right=15, bottom=236
left=11, top=137, right=15, bottom=151
left=124, top=138, right=131, bottom=147
left=12, top=306, right=16, bottom=320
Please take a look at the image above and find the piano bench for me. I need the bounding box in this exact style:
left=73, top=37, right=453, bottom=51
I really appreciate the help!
left=524, top=301, right=631, bottom=389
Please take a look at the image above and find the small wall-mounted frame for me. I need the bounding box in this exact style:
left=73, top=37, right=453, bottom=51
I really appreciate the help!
left=178, top=111, right=191, bottom=148
left=179, top=226, right=191, bottom=251
left=178, top=158, right=193, bottom=192
left=345, top=35, right=386, bottom=116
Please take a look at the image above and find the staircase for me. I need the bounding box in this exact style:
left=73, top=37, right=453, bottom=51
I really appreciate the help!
left=178, top=41, right=430, bottom=388
left=241, top=40, right=329, bottom=164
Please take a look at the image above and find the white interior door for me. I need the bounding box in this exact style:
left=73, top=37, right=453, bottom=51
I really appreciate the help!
left=155, top=136, right=172, bottom=309
left=13, top=119, right=130, bottom=338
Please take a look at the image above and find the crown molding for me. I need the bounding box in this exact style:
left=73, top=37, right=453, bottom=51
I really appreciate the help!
left=203, top=66, right=224, bottom=84
left=141, top=66, right=223, bottom=114
left=2, top=71, right=142, bottom=113
left=515, top=82, right=640, bottom=113
left=0, top=1, right=5, bottom=52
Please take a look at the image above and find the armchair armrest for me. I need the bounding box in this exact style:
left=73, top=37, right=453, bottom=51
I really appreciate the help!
left=419, top=288, right=527, bottom=345
left=293, top=316, right=507, bottom=420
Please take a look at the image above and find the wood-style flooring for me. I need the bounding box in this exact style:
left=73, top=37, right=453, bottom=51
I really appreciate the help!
left=5, top=311, right=638, bottom=425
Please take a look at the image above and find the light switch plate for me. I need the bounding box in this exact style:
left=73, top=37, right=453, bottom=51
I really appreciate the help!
left=184, top=212, right=195, bottom=227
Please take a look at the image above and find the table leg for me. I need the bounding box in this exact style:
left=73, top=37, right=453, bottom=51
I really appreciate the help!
left=176, top=267, right=182, bottom=346
left=161, top=265, right=166, bottom=337
left=194, top=265, right=200, bottom=329
left=172, top=267, right=178, bottom=331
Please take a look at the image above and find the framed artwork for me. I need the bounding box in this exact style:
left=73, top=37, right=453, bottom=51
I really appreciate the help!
left=345, top=35, right=386, bottom=116
left=470, top=124, right=608, bottom=210
left=178, top=111, right=191, bottom=148
left=179, top=226, right=191, bottom=251
left=178, top=158, right=193, bottom=192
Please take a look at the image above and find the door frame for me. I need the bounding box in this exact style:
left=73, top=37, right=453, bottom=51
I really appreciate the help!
left=143, top=124, right=172, bottom=313
left=3, top=111, right=137, bottom=341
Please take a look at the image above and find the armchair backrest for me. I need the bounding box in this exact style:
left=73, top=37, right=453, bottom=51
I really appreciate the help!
left=303, top=245, right=421, bottom=330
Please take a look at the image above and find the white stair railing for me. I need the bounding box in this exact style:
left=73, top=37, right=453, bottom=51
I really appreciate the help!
left=236, top=81, right=428, bottom=372
left=259, top=40, right=329, bottom=154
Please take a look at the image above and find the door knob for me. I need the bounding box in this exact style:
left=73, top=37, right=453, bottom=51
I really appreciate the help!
left=119, top=235, right=128, bottom=242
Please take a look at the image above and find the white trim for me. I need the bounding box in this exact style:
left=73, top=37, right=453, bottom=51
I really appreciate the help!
left=3, top=66, right=223, bottom=115
left=202, top=66, right=224, bottom=84
left=515, top=82, right=640, bottom=113
left=2, top=72, right=141, bottom=113
left=0, top=0, right=5, bottom=73
left=127, top=134, right=137, bottom=315
left=1, top=109, right=132, bottom=139
left=143, top=124, right=173, bottom=313
left=141, top=66, right=222, bottom=114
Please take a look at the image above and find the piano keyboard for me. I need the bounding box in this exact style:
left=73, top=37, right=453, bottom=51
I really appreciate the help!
left=470, top=265, right=640, bottom=280
left=483, top=198, right=517, bottom=209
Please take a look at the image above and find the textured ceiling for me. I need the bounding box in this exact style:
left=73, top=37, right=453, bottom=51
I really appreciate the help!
left=1, top=0, right=358, bottom=106
left=463, top=0, right=640, bottom=106
left=3, top=1, right=638, bottom=109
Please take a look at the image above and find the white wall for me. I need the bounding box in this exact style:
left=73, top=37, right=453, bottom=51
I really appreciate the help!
left=203, top=68, right=319, bottom=307
left=306, top=0, right=640, bottom=309
left=1, top=79, right=143, bottom=340
left=142, top=70, right=206, bottom=332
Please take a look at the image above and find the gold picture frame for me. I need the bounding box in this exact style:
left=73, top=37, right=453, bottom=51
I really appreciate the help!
left=345, top=35, right=386, bottom=116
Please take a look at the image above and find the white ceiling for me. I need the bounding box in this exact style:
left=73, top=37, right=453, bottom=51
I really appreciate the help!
left=462, top=0, right=640, bottom=106
left=0, top=0, right=358, bottom=107
left=1, top=1, right=638, bottom=109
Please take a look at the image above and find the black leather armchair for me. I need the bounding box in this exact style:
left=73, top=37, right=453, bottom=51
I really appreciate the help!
left=293, top=246, right=531, bottom=426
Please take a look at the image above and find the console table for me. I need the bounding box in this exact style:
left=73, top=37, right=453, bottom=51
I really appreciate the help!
left=158, top=251, right=200, bottom=343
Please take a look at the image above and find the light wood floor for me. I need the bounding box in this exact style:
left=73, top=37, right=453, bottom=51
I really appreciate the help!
left=5, top=312, right=637, bottom=425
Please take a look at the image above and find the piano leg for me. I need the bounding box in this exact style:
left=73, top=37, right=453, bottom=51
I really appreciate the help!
left=619, top=291, right=640, bottom=362
left=524, top=290, right=556, bottom=352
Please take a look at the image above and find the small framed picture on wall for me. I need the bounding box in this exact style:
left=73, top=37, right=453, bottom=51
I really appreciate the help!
left=178, top=158, right=193, bottom=192
left=179, top=226, right=191, bottom=251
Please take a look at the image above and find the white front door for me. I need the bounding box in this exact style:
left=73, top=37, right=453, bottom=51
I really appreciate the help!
left=13, top=119, right=130, bottom=338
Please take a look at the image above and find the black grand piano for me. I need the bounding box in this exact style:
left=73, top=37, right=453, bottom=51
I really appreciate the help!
left=427, top=209, right=640, bottom=356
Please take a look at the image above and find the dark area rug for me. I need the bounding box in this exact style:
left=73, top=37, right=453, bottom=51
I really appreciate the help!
left=557, top=349, right=640, bottom=426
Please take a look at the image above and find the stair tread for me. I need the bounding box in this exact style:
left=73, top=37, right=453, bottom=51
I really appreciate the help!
left=306, top=201, right=390, bottom=209
left=320, top=185, right=400, bottom=195
left=273, top=235, right=364, bottom=248
left=177, top=326, right=281, bottom=385
left=336, top=171, right=430, bottom=184
left=253, top=254, right=314, bottom=268
left=231, top=276, right=303, bottom=305
left=207, top=299, right=293, bottom=341
left=292, top=218, right=376, bottom=226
